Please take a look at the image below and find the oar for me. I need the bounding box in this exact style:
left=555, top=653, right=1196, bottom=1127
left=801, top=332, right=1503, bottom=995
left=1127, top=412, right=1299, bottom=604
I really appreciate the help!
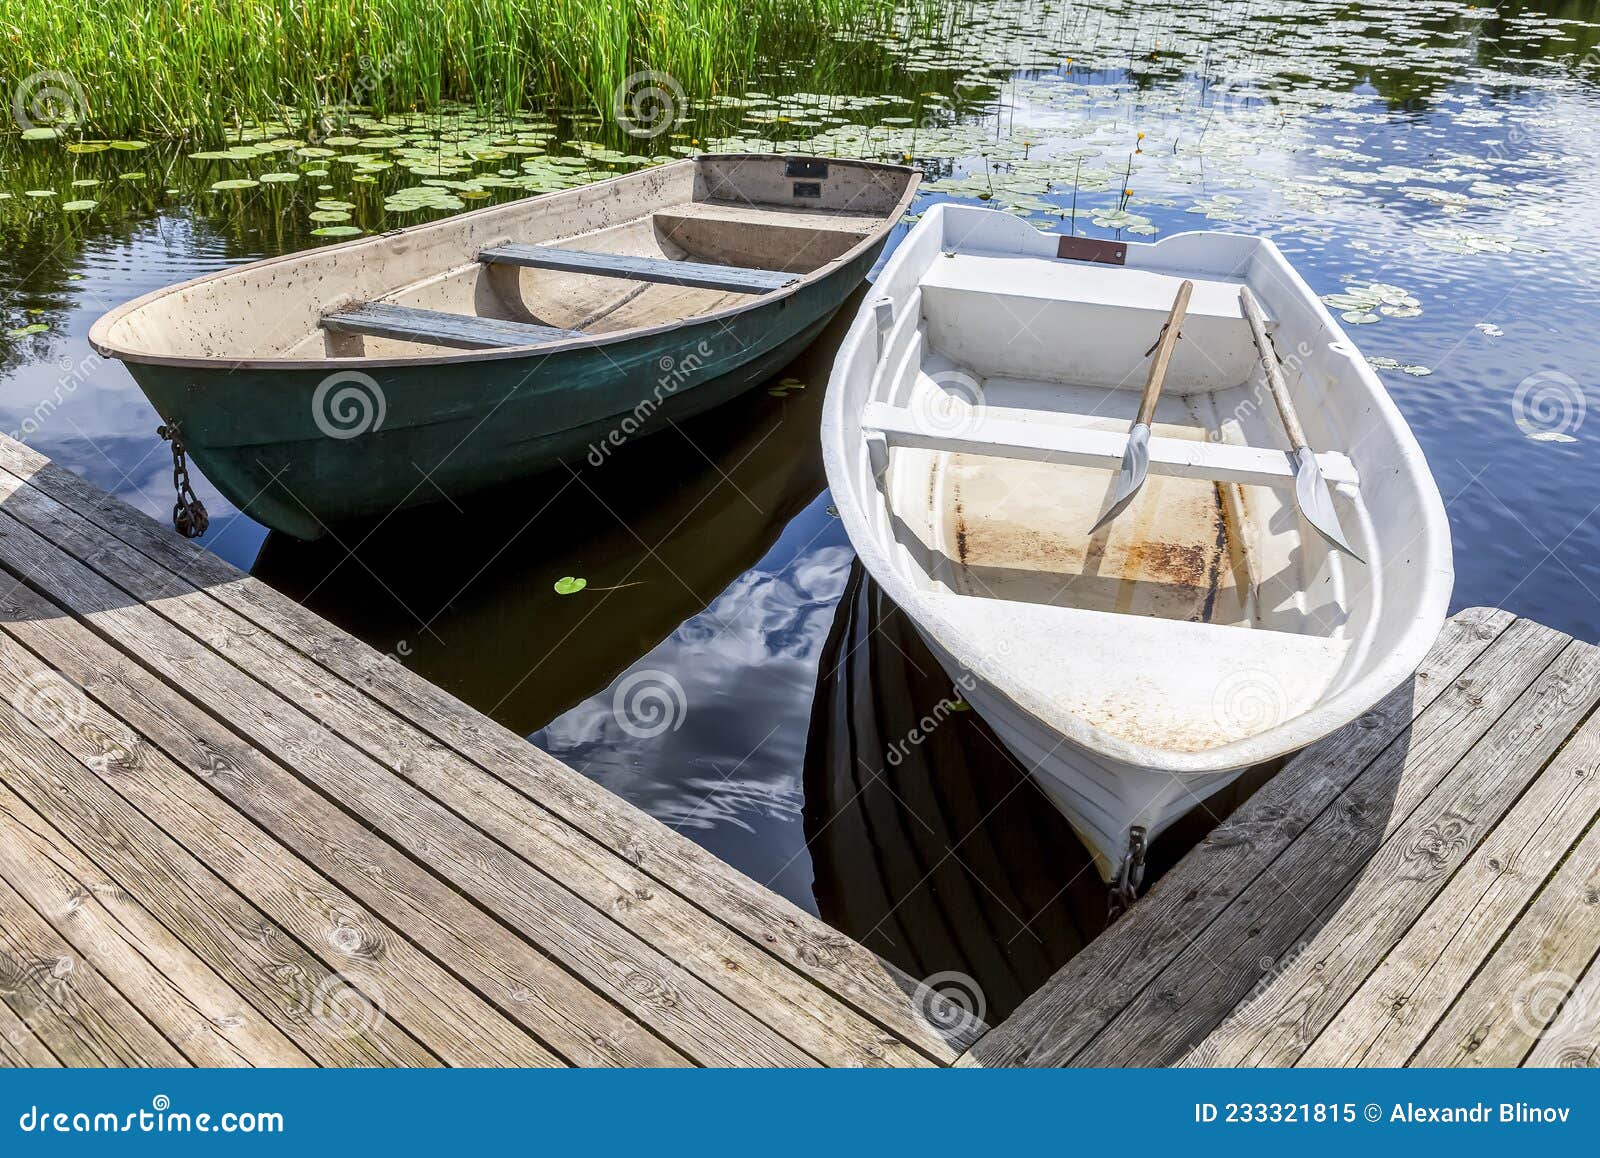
left=1238, top=285, right=1364, bottom=562
left=1089, top=279, right=1195, bottom=534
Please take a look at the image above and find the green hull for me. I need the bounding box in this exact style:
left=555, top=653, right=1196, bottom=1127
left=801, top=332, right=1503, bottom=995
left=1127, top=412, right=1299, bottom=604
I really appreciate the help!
left=126, top=244, right=881, bottom=539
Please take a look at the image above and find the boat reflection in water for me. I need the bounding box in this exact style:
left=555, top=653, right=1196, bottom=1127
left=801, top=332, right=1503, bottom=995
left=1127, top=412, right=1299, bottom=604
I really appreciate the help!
left=803, top=562, right=1281, bottom=1020
left=253, top=290, right=861, bottom=903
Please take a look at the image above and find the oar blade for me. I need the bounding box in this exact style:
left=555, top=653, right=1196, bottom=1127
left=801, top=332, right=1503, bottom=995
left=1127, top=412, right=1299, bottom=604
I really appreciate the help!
left=1292, top=446, right=1364, bottom=562
left=1088, top=423, right=1151, bottom=534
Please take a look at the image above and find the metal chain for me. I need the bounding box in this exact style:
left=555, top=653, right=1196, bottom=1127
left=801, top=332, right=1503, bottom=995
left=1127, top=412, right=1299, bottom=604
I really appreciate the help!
left=1106, top=825, right=1149, bottom=922
left=156, top=422, right=209, bottom=539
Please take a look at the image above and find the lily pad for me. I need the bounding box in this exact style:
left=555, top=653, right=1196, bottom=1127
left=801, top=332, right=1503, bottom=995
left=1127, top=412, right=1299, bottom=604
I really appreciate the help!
left=5, top=324, right=49, bottom=337
left=62, top=200, right=97, bottom=212
left=310, top=225, right=363, bottom=237
left=210, top=178, right=260, bottom=191
left=553, top=576, right=588, bottom=595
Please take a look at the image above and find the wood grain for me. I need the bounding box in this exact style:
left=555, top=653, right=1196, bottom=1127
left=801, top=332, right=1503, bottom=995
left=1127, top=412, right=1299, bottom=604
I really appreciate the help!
left=0, top=781, right=312, bottom=1066
left=961, top=607, right=1512, bottom=1067
left=1299, top=688, right=1600, bottom=1066
left=1186, top=637, right=1600, bottom=1065
left=0, top=439, right=970, bottom=1061
left=1413, top=815, right=1600, bottom=1066
left=0, top=471, right=922, bottom=1067
left=0, top=576, right=669, bottom=1067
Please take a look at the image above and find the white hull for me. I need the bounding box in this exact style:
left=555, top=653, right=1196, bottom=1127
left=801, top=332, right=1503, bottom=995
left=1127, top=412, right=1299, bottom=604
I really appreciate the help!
left=916, top=624, right=1241, bottom=880
left=821, top=205, right=1453, bottom=882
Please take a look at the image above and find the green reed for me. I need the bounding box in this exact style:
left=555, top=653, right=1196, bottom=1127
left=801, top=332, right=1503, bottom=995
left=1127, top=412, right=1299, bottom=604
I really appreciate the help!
left=0, top=0, right=932, bottom=139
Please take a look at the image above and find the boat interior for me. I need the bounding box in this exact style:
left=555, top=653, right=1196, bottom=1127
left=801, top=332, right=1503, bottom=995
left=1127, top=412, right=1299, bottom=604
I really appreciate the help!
left=94, top=157, right=917, bottom=362
left=861, top=249, right=1377, bottom=754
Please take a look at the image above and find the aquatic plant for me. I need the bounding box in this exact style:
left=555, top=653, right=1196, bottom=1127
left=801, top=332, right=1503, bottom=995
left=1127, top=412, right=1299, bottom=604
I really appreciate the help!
left=0, top=0, right=951, bottom=139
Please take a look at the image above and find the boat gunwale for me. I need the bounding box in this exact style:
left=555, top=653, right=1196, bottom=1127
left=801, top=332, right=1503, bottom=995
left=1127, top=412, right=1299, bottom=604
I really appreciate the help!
left=821, top=203, right=1456, bottom=777
left=86, top=154, right=921, bottom=372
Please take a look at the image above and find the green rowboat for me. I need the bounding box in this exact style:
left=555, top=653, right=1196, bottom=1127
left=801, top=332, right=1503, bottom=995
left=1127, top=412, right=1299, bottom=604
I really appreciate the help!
left=90, top=154, right=919, bottom=539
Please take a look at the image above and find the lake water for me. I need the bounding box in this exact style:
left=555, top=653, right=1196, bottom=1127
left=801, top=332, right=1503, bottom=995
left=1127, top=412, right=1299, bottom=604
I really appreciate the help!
left=4, top=0, right=1599, bottom=1018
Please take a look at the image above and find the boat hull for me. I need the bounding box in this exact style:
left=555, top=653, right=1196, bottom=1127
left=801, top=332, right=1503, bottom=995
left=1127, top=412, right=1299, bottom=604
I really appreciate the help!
left=125, top=246, right=880, bottom=539
left=913, top=624, right=1246, bottom=880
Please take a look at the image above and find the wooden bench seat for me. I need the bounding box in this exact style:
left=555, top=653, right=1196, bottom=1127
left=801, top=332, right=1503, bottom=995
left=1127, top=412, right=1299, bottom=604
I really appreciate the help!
left=862, top=400, right=1360, bottom=489
left=321, top=303, right=583, bottom=350
left=479, top=244, right=797, bottom=295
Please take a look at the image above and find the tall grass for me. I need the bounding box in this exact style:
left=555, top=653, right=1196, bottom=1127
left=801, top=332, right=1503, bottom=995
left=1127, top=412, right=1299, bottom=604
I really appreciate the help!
left=0, top=0, right=921, bottom=138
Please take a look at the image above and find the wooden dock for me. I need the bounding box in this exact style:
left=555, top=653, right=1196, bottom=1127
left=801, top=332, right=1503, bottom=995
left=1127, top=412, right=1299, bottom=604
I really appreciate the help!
left=0, top=433, right=980, bottom=1067
left=964, top=607, right=1600, bottom=1068
left=2, top=430, right=1595, bottom=1069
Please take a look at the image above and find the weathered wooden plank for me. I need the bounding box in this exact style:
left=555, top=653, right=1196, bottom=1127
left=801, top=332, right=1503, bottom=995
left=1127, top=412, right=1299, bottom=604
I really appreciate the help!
left=1525, top=958, right=1600, bottom=1068
left=0, top=871, right=186, bottom=1067
left=321, top=302, right=582, bottom=350
left=960, top=607, right=1514, bottom=1067
left=0, top=674, right=436, bottom=1067
left=481, top=244, right=796, bottom=293
left=1413, top=814, right=1600, bottom=1066
left=1069, top=617, right=1567, bottom=1066
left=1298, top=691, right=1600, bottom=1066
left=0, top=474, right=923, bottom=1067
left=0, top=588, right=666, bottom=1067
left=0, top=508, right=810, bottom=1067
left=0, top=442, right=970, bottom=1060
left=0, top=996, right=59, bottom=1067
left=1185, top=637, right=1600, bottom=1066
left=0, top=782, right=312, bottom=1067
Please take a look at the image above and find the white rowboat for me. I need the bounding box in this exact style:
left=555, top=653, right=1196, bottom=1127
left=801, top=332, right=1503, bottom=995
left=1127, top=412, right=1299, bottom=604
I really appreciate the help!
left=821, top=204, right=1453, bottom=887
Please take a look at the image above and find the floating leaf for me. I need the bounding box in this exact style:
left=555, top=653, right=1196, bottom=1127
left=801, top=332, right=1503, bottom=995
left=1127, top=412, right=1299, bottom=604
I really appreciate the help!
left=259, top=172, right=300, bottom=183
left=210, top=178, right=259, bottom=191
left=310, top=225, right=363, bottom=237
left=24, top=190, right=56, bottom=198
left=62, top=200, right=97, bottom=212
left=20, top=127, right=59, bottom=141
left=553, top=576, right=588, bottom=595
left=110, top=140, right=149, bottom=151
left=5, top=324, right=49, bottom=337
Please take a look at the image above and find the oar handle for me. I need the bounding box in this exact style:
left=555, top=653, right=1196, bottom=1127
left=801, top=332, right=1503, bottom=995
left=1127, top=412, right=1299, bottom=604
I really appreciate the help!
left=1239, top=285, right=1309, bottom=451
left=1136, top=280, right=1194, bottom=427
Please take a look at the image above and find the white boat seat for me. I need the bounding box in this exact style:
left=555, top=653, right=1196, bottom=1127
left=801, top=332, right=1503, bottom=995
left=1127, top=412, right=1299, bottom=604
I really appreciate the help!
left=927, top=594, right=1353, bottom=753
left=479, top=244, right=797, bottom=294
left=320, top=303, right=584, bottom=350
left=861, top=401, right=1359, bottom=489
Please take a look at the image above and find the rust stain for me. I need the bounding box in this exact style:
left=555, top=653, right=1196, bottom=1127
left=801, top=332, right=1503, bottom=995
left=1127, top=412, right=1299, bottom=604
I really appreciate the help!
left=952, top=483, right=969, bottom=566
left=1124, top=539, right=1212, bottom=590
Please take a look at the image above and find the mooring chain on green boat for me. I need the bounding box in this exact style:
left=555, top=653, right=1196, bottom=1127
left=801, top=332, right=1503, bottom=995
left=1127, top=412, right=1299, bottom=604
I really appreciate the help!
left=156, top=421, right=210, bottom=539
